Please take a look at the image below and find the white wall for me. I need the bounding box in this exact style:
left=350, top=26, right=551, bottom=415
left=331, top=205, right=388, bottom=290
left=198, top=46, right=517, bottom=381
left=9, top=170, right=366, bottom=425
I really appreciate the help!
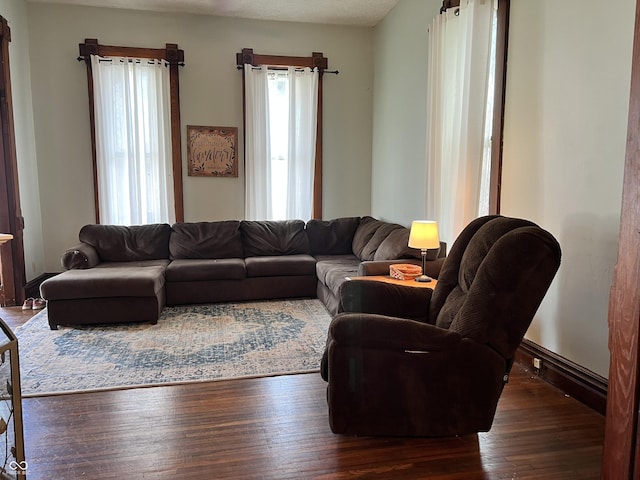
left=371, top=0, right=441, bottom=227
left=0, top=0, right=45, bottom=282
left=372, top=0, right=634, bottom=378
left=26, top=3, right=375, bottom=271
left=502, top=0, right=634, bottom=377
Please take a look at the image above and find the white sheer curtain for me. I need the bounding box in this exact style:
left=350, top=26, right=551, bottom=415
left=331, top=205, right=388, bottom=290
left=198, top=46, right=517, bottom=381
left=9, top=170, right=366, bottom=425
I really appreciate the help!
left=286, top=66, right=318, bottom=220
left=244, top=64, right=318, bottom=221
left=91, top=55, right=174, bottom=226
left=425, top=0, right=495, bottom=245
left=244, top=65, right=272, bottom=220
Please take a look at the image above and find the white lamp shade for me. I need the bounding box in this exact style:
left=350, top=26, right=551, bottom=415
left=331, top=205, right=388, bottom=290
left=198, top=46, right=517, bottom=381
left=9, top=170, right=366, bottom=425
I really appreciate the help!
left=408, top=220, right=440, bottom=250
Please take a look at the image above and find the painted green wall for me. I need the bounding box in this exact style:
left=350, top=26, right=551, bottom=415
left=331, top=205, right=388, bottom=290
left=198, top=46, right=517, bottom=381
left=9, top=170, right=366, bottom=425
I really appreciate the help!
left=371, top=0, right=441, bottom=228
left=25, top=3, right=375, bottom=271
left=372, top=0, right=634, bottom=377
left=0, top=0, right=45, bottom=282
left=501, top=0, right=634, bottom=377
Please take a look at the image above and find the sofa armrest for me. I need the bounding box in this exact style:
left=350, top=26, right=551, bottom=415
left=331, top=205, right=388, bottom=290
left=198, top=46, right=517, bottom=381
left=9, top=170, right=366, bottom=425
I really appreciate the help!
left=338, top=279, right=432, bottom=323
left=61, top=242, right=100, bottom=270
left=358, top=259, right=420, bottom=276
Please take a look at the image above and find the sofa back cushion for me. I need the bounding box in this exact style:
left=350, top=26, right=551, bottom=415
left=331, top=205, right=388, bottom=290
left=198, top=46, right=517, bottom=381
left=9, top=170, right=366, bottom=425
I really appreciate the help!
left=240, top=220, right=310, bottom=256
left=351, top=217, right=382, bottom=260
left=372, top=228, right=422, bottom=261
left=306, top=217, right=360, bottom=255
left=352, top=217, right=410, bottom=261
left=79, top=223, right=171, bottom=262
left=170, top=221, right=243, bottom=259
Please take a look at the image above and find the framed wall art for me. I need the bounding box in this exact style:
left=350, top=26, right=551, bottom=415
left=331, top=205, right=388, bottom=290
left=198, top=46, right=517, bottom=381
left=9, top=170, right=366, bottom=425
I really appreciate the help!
left=187, top=125, right=238, bottom=177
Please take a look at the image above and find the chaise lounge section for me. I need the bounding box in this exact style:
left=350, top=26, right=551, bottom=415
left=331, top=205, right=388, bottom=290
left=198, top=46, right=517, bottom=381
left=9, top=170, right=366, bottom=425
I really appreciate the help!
left=40, top=216, right=446, bottom=329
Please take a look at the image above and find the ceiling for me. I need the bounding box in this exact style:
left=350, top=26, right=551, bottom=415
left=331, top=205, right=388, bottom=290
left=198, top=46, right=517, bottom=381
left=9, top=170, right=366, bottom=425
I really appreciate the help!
left=26, top=0, right=402, bottom=27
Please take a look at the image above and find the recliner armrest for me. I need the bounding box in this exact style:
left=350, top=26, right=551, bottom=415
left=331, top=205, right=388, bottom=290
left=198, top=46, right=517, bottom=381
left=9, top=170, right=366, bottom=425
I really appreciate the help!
left=329, top=312, right=461, bottom=352
left=338, top=279, right=432, bottom=323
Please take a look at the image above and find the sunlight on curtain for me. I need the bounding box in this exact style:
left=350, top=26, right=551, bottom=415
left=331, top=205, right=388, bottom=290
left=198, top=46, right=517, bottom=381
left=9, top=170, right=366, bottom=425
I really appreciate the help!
left=244, top=64, right=318, bottom=221
left=244, top=65, right=272, bottom=220
left=426, top=0, right=496, bottom=245
left=91, top=55, right=174, bottom=226
left=286, top=66, right=318, bottom=221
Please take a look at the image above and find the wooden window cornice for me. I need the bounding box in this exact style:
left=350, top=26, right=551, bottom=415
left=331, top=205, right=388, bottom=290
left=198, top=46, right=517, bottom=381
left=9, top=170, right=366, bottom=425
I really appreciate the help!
left=236, top=48, right=327, bottom=71
left=236, top=48, right=327, bottom=219
left=78, top=38, right=184, bottom=65
left=78, top=38, right=185, bottom=223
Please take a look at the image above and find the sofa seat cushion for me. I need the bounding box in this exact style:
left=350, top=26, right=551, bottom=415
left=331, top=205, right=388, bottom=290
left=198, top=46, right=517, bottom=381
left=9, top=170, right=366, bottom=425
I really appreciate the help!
left=245, top=255, right=317, bottom=277
left=41, top=265, right=166, bottom=301
left=165, top=258, right=246, bottom=282
left=315, top=255, right=360, bottom=288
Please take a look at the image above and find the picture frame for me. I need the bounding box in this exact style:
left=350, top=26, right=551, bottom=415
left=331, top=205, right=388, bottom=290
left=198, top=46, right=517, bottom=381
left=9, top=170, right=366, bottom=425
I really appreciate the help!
left=187, top=125, right=238, bottom=177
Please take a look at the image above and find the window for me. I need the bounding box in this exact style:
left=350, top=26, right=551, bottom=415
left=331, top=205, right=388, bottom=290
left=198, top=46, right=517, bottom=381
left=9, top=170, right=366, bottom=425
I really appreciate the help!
left=237, top=49, right=327, bottom=221
left=79, top=39, right=185, bottom=225
left=425, top=0, right=509, bottom=244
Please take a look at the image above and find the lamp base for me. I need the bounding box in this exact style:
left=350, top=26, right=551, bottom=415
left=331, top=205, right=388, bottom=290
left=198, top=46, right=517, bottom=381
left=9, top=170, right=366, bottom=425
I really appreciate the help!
left=414, top=275, right=433, bottom=283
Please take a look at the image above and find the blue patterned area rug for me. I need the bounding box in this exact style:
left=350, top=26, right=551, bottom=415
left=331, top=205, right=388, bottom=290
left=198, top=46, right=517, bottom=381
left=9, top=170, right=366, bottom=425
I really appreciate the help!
left=15, top=299, right=331, bottom=397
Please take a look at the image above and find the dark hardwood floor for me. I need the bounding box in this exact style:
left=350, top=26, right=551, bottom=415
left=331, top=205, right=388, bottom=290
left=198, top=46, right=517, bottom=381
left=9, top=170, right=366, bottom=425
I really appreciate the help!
left=0, top=305, right=605, bottom=479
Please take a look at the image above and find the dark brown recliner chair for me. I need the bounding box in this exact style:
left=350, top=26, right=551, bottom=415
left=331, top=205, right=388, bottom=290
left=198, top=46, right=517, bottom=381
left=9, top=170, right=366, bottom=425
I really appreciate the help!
left=320, top=215, right=561, bottom=436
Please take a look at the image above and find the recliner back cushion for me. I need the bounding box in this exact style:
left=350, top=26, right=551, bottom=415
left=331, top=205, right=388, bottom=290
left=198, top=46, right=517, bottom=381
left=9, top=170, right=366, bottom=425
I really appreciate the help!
left=433, top=216, right=561, bottom=360
left=306, top=217, right=360, bottom=255
left=79, top=223, right=171, bottom=262
left=170, top=221, right=243, bottom=259
left=241, top=220, right=310, bottom=256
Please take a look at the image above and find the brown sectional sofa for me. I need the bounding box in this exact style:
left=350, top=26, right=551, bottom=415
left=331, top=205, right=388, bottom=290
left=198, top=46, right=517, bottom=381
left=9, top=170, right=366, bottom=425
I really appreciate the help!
left=40, top=216, right=446, bottom=330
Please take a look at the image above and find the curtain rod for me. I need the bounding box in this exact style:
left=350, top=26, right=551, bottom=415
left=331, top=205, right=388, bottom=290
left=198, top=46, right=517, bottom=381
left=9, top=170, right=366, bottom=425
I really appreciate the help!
left=236, top=65, right=339, bottom=74
left=76, top=56, right=185, bottom=66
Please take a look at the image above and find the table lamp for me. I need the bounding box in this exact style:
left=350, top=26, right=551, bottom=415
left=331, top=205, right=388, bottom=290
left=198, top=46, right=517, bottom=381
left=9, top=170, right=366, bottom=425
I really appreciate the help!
left=408, top=220, right=440, bottom=282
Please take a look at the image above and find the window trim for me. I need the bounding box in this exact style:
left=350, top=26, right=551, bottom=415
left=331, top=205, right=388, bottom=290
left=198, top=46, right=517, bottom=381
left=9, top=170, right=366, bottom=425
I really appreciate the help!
left=78, top=38, right=185, bottom=223
left=0, top=16, right=26, bottom=306
left=236, top=48, right=327, bottom=219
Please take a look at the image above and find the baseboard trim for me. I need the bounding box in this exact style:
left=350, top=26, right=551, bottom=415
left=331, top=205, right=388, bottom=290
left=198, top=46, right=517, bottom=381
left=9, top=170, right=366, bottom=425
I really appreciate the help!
left=24, top=272, right=58, bottom=300
left=515, top=339, right=608, bottom=415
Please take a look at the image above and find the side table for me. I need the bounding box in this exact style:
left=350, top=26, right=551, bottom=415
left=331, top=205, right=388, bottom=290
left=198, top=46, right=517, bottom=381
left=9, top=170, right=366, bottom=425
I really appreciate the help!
left=346, top=275, right=438, bottom=290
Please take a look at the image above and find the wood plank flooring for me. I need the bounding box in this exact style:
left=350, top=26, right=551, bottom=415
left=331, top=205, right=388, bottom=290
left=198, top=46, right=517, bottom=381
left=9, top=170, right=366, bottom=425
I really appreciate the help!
left=0, top=306, right=605, bottom=479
